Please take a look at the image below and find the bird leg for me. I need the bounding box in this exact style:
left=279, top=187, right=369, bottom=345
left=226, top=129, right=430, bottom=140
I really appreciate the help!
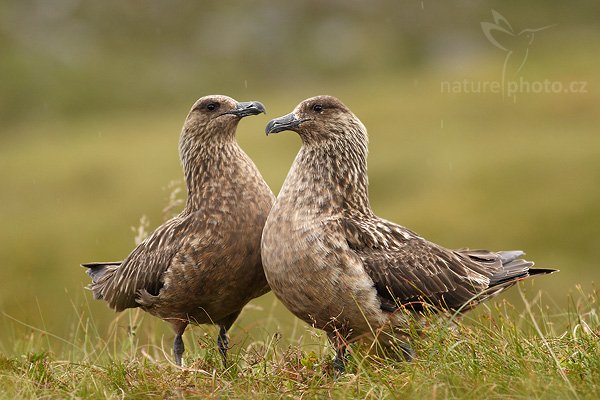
left=174, top=334, right=185, bottom=367
left=333, top=345, right=347, bottom=376
left=217, top=325, right=229, bottom=368
left=327, top=331, right=348, bottom=376
left=383, top=328, right=415, bottom=362
left=216, top=312, right=240, bottom=369
left=398, top=341, right=415, bottom=362
left=170, top=320, right=188, bottom=367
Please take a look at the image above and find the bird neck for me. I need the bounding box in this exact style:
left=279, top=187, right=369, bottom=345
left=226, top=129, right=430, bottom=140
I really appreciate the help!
left=179, top=139, right=246, bottom=211
left=284, top=138, right=372, bottom=217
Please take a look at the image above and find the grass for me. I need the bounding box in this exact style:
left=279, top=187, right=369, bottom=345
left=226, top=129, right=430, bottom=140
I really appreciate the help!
left=0, top=288, right=598, bottom=399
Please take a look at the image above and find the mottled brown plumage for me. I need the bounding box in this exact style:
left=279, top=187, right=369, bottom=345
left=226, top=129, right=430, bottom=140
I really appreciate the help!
left=83, top=95, right=274, bottom=367
left=262, top=95, right=556, bottom=373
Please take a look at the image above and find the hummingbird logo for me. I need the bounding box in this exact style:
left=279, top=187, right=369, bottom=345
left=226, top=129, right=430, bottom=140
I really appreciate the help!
left=481, top=10, right=554, bottom=94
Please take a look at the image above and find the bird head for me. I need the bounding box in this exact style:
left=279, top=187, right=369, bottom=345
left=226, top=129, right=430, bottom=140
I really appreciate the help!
left=265, top=95, right=367, bottom=146
left=183, top=95, right=266, bottom=141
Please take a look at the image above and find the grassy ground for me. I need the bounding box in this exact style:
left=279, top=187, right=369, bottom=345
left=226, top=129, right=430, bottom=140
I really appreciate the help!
left=0, top=288, right=598, bottom=399
left=1, top=56, right=599, bottom=398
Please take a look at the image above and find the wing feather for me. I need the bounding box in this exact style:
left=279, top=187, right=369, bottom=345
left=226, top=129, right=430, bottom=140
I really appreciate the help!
left=92, top=214, right=216, bottom=312
left=342, top=216, right=502, bottom=312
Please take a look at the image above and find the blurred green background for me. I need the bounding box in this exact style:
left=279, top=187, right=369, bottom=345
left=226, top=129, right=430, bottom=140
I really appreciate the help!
left=1, top=1, right=598, bottom=358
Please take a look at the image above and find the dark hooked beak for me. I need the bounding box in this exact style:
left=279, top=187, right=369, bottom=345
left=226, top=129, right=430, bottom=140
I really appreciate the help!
left=265, top=113, right=305, bottom=135
left=226, top=101, right=266, bottom=118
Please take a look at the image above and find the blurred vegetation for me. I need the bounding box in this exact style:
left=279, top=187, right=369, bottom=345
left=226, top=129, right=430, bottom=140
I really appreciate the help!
left=1, top=0, right=599, bottom=124
left=0, top=1, right=599, bottom=396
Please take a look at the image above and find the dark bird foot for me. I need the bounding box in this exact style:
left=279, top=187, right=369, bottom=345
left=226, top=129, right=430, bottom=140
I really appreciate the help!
left=174, top=333, right=185, bottom=367
left=328, top=332, right=348, bottom=378
left=398, top=342, right=415, bottom=362
left=217, top=325, right=229, bottom=368
left=332, top=352, right=346, bottom=378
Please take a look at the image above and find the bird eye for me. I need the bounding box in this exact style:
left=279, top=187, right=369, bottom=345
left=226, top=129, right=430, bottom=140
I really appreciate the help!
left=312, top=104, right=323, bottom=113
left=206, top=103, right=218, bottom=111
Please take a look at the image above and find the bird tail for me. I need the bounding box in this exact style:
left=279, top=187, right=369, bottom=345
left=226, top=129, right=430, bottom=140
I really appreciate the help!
left=81, top=261, right=121, bottom=300
left=484, top=250, right=557, bottom=296
left=461, top=249, right=557, bottom=301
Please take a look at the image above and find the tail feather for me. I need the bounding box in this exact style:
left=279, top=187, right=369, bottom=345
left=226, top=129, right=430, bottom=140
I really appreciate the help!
left=489, top=259, right=533, bottom=286
left=527, top=268, right=559, bottom=276
left=498, top=250, right=525, bottom=264
left=81, top=261, right=121, bottom=300
left=489, top=250, right=557, bottom=287
left=458, top=249, right=557, bottom=310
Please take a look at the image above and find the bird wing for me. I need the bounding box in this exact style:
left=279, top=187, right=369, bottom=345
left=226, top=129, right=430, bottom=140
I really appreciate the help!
left=342, top=216, right=503, bottom=312
left=97, top=214, right=221, bottom=312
